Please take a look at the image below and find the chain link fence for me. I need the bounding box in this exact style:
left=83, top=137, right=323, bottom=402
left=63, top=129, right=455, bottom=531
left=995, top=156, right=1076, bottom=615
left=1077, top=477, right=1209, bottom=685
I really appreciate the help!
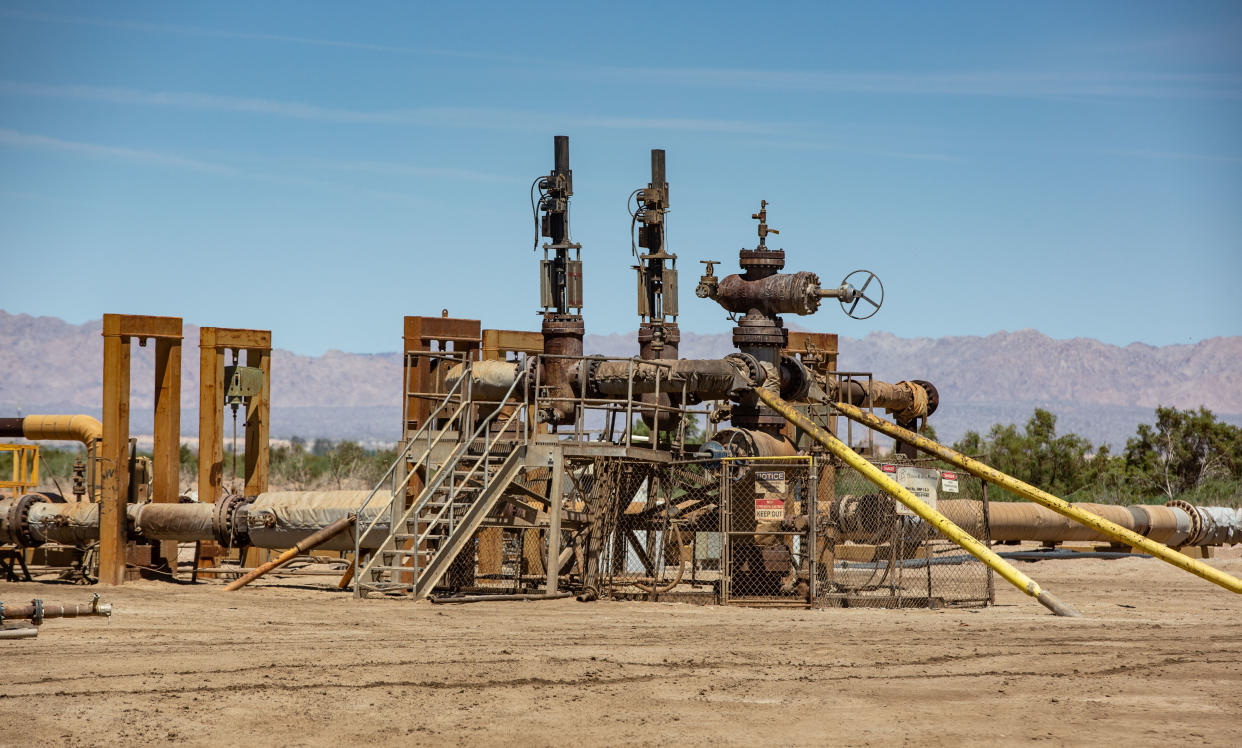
left=822, top=458, right=993, bottom=609
left=591, top=456, right=993, bottom=609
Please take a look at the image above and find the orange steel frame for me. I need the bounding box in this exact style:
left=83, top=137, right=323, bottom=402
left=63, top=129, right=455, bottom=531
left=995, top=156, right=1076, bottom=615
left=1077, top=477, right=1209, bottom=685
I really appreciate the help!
left=100, top=314, right=183, bottom=586
left=197, top=327, right=271, bottom=505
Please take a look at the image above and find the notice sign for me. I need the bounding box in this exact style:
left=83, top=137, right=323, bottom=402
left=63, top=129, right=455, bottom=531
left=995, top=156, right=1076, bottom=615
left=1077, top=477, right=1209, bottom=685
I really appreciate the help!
left=755, top=498, right=785, bottom=521
left=894, top=466, right=940, bottom=514
left=941, top=471, right=960, bottom=493
left=754, top=471, right=786, bottom=494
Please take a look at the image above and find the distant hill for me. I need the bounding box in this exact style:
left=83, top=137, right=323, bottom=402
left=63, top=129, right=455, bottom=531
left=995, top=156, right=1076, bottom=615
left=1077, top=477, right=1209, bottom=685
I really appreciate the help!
left=2, top=310, right=1238, bottom=449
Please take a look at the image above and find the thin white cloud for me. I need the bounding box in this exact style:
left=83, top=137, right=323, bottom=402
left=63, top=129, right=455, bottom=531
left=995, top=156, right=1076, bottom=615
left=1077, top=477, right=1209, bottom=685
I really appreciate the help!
left=0, top=82, right=787, bottom=135
left=588, top=66, right=1242, bottom=101
left=0, top=127, right=511, bottom=199
left=0, top=128, right=236, bottom=173
left=299, top=158, right=518, bottom=184
left=746, top=137, right=956, bottom=162
left=1110, top=149, right=1242, bottom=165
left=0, top=8, right=525, bottom=63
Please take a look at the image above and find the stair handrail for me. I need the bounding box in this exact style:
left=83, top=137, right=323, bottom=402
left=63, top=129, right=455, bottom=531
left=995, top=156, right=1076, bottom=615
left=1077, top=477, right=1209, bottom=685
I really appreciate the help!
left=404, top=362, right=527, bottom=548
left=351, top=365, right=474, bottom=592
left=415, top=392, right=525, bottom=547
left=359, top=356, right=529, bottom=591
left=412, top=445, right=526, bottom=599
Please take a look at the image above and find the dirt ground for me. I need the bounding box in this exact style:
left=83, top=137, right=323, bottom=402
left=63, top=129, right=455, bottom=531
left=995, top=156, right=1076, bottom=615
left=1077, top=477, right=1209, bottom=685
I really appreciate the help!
left=3, top=550, right=1241, bottom=747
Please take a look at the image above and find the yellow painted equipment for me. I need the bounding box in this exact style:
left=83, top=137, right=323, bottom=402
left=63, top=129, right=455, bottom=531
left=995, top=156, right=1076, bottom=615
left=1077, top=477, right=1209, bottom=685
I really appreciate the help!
left=0, top=443, right=40, bottom=499
left=830, top=400, right=1242, bottom=596
left=755, top=388, right=1082, bottom=617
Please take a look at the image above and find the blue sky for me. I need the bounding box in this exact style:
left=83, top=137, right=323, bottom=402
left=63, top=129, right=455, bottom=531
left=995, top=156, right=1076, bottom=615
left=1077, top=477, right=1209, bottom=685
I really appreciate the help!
left=1, top=1, right=1239, bottom=355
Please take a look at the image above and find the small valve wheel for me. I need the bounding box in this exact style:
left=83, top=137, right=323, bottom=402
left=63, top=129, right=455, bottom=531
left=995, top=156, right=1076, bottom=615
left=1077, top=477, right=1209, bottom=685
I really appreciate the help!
left=839, top=270, right=884, bottom=320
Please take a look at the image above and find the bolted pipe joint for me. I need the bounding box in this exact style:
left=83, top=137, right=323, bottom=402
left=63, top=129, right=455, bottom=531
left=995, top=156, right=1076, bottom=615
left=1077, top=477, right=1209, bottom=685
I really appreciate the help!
left=711, top=271, right=825, bottom=317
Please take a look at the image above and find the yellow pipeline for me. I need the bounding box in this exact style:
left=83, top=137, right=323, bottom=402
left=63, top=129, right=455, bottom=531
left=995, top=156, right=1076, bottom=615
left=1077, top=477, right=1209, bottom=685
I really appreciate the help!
left=830, top=400, right=1242, bottom=595
left=21, top=414, right=102, bottom=447
left=755, top=389, right=1081, bottom=617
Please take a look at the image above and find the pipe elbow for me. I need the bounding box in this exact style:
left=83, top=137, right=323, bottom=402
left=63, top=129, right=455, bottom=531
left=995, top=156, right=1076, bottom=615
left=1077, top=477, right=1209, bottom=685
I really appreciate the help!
left=22, top=414, right=103, bottom=448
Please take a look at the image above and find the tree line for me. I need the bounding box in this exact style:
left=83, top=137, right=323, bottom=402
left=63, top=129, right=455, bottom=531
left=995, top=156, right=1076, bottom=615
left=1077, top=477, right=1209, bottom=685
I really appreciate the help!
left=925, top=406, right=1242, bottom=506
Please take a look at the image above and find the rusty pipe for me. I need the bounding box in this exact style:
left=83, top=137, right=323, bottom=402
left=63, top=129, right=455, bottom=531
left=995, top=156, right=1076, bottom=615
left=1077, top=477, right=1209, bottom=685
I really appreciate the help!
left=756, top=387, right=1081, bottom=617
left=708, top=271, right=825, bottom=316
left=225, top=515, right=357, bottom=591
left=582, top=357, right=755, bottom=401
left=0, top=593, right=113, bottom=623
left=828, top=379, right=936, bottom=420
left=831, top=400, right=1242, bottom=595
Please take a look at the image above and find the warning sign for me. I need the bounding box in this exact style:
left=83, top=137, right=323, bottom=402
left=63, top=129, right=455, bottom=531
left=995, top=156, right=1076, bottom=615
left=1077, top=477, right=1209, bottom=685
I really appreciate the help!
left=754, top=471, right=786, bottom=495
left=941, top=471, right=959, bottom=493
left=755, top=498, right=785, bottom=521
left=894, top=466, right=940, bottom=514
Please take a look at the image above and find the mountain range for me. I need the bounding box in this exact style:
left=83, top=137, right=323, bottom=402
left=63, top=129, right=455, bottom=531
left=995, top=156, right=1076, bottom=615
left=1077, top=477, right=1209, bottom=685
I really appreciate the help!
left=2, top=310, right=1238, bottom=449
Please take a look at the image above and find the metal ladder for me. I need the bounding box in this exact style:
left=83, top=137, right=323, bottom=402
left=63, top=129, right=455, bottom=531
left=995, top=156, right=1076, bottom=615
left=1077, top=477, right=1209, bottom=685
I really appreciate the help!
left=352, top=360, right=527, bottom=599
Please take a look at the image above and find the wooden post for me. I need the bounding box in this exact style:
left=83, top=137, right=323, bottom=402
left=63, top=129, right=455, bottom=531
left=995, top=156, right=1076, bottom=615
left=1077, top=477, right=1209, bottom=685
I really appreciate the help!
left=197, top=328, right=270, bottom=504
left=100, top=314, right=183, bottom=585
left=99, top=326, right=131, bottom=586
left=545, top=449, right=564, bottom=595
left=198, top=330, right=225, bottom=503
left=244, top=345, right=270, bottom=496
left=153, top=337, right=182, bottom=570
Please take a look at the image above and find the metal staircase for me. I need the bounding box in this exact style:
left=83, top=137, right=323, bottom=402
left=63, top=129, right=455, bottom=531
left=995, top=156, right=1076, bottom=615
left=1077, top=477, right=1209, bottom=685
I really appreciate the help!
left=352, top=360, right=527, bottom=599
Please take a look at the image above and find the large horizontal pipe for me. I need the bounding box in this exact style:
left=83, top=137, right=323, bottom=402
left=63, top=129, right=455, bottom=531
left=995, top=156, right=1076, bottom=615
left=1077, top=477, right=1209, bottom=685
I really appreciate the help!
left=444, top=360, right=523, bottom=402
left=245, top=491, right=390, bottom=552
left=755, top=387, right=1080, bottom=617
left=934, top=499, right=1197, bottom=546
left=1, top=490, right=391, bottom=552
left=828, top=379, right=933, bottom=421
left=583, top=357, right=754, bottom=400
left=831, top=400, right=1242, bottom=595
left=225, top=515, right=356, bottom=591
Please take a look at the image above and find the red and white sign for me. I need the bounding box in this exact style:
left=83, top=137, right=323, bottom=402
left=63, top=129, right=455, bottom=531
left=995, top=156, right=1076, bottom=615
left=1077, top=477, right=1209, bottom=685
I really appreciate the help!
left=941, top=471, right=960, bottom=493
left=755, top=498, right=785, bottom=521
left=880, top=464, right=898, bottom=473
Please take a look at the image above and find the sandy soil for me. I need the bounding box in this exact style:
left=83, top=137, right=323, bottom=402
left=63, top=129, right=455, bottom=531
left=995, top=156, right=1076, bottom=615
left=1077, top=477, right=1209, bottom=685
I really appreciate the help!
left=3, top=551, right=1241, bottom=747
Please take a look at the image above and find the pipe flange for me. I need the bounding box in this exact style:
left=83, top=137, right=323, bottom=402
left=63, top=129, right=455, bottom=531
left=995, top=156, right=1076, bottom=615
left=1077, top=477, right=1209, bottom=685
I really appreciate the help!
left=213, top=492, right=254, bottom=547
left=580, top=356, right=606, bottom=399
left=724, top=352, right=765, bottom=388
left=1165, top=499, right=1203, bottom=546
left=779, top=355, right=812, bottom=402
left=739, top=249, right=785, bottom=271
left=912, top=380, right=939, bottom=418
left=5, top=493, right=48, bottom=547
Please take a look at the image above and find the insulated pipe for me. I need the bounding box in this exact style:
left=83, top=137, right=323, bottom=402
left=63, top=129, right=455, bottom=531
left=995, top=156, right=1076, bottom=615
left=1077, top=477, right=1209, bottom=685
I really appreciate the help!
left=755, top=388, right=1081, bottom=617
left=245, top=491, right=390, bottom=552
left=831, top=401, right=1242, bottom=595
left=444, top=360, right=522, bottom=402
left=583, top=358, right=753, bottom=400
left=225, top=515, right=356, bottom=591
left=829, top=380, right=933, bottom=421
left=936, top=500, right=1195, bottom=546
left=26, top=500, right=100, bottom=546
left=130, top=502, right=216, bottom=542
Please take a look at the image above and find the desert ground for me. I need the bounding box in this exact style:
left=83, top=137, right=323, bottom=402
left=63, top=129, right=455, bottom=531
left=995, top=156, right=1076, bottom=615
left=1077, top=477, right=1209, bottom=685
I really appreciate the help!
left=3, top=550, right=1240, bottom=747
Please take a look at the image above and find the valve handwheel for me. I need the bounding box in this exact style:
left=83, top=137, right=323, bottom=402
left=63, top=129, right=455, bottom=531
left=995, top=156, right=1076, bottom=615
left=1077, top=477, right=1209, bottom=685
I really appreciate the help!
left=840, top=270, right=884, bottom=320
